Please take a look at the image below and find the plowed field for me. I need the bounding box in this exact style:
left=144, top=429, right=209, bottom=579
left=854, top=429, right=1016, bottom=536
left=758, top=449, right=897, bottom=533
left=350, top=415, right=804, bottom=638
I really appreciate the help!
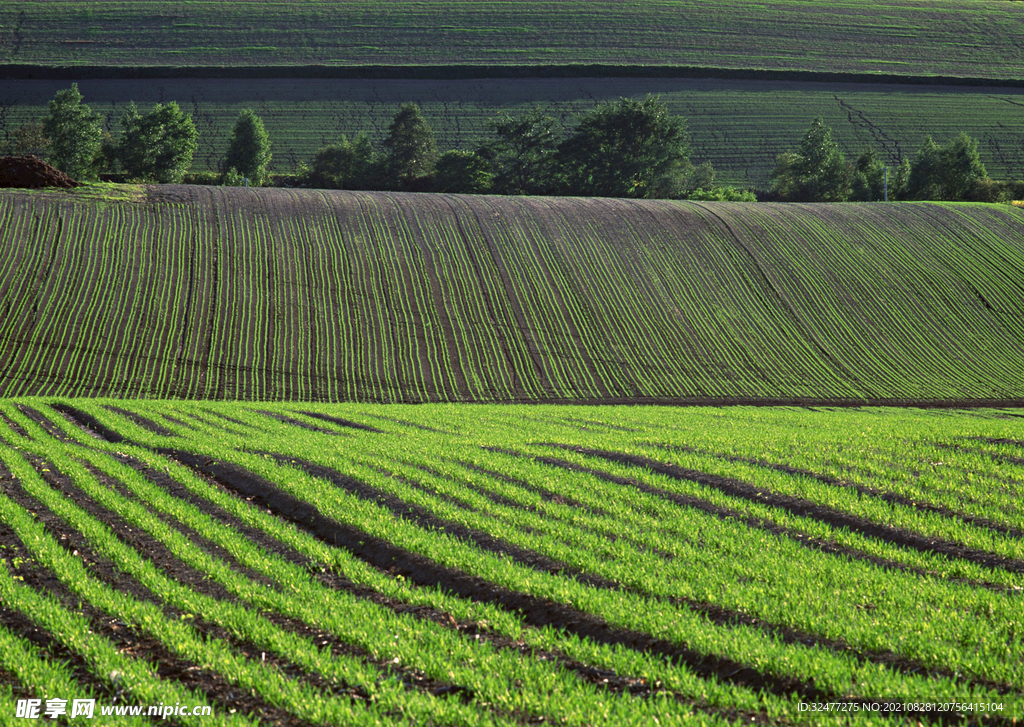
left=1, top=187, right=1023, bottom=405
left=0, top=400, right=1021, bottom=725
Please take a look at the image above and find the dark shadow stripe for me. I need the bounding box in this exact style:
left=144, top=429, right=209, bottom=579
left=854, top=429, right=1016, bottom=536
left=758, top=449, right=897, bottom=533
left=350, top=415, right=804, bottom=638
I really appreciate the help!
left=108, top=451, right=740, bottom=713
left=1, top=453, right=482, bottom=719
left=256, top=411, right=352, bottom=436
left=157, top=448, right=948, bottom=712
left=359, top=413, right=452, bottom=434
left=49, top=403, right=125, bottom=443
left=649, top=443, right=1024, bottom=541
left=0, top=475, right=318, bottom=726
left=503, top=449, right=1022, bottom=694
left=14, top=405, right=78, bottom=443
left=259, top=453, right=619, bottom=592
left=102, top=406, right=176, bottom=437
left=457, top=460, right=616, bottom=517
left=295, top=411, right=385, bottom=433
left=0, top=411, right=29, bottom=439
left=546, top=445, right=1024, bottom=577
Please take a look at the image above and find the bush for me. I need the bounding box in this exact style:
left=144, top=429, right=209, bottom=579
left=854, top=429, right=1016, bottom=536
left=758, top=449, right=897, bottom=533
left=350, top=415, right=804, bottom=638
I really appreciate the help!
left=223, top=109, right=272, bottom=186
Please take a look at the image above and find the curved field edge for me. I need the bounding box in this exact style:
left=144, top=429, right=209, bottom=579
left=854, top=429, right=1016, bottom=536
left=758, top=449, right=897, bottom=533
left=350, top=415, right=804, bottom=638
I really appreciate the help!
left=0, top=400, right=1021, bottom=725
left=1, top=187, right=1023, bottom=405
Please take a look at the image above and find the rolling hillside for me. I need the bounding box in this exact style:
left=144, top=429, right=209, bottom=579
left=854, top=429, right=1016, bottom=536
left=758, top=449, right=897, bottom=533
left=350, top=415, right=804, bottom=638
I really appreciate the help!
left=1, top=186, right=1023, bottom=404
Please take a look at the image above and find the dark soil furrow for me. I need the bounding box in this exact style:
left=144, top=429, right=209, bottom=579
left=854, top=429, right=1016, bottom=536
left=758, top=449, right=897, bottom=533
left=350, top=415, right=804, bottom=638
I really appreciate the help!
left=0, top=458, right=409, bottom=721
left=160, top=414, right=197, bottom=431
left=548, top=445, right=1024, bottom=576
left=651, top=443, right=1024, bottom=541
left=156, top=447, right=921, bottom=709
left=492, top=451, right=1022, bottom=693
left=102, top=406, right=176, bottom=436
left=261, top=452, right=619, bottom=591
left=976, top=437, right=1024, bottom=449
left=99, top=450, right=718, bottom=709
left=14, top=404, right=78, bottom=443
left=0, top=505, right=314, bottom=726
left=0, top=527, right=128, bottom=710
left=458, top=460, right=615, bottom=517
left=48, top=403, right=124, bottom=443
left=73, top=460, right=281, bottom=592
left=295, top=410, right=385, bottom=433
left=402, top=460, right=676, bottom=561
left=256, top=410, right=350, bottom=436
left=949, top=441, right=1024, bottom=468
left=0, top=410, right=29, bottom=439
left=358, top=412, right=452, bottom=433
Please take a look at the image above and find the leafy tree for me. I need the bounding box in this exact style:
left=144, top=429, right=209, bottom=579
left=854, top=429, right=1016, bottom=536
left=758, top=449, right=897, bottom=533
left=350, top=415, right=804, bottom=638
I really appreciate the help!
left=114, top=101, right=198, bottom=183
left=480, top=105, right=563, bottom=195
left=684, top=186, right=757, bottom=202
left=305, top=133, right=380, bottom=190
left=786, top=117, right=851, bottom=201
left=223, top=109, right=272, bottom=186
left=3, top=121, right=49, bottom=158
left=382, top=103, right=437, bottom=191
left=434, top=150, right=493, bottom=194
left=41, top=84, right=104, bottom=180
left=556, top=95, right=690, bottom=198
left=904, top=133, right=986, bottom=201
left=849, top=148, right=888, bottom=201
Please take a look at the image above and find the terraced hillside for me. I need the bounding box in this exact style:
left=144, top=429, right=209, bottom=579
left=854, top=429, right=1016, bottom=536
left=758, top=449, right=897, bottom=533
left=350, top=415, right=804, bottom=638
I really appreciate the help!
left=1, top=186, right=1023, bottom=404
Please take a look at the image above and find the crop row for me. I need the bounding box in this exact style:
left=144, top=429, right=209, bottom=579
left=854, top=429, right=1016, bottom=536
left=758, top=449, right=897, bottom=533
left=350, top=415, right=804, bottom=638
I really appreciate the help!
left=3, top=77, right=1024, bottom=186
left=3, top=189, right=1024, bottom=404
left=1, top=399, right=1021, bottom=724
left=6, top=0, right=1024, bottom=78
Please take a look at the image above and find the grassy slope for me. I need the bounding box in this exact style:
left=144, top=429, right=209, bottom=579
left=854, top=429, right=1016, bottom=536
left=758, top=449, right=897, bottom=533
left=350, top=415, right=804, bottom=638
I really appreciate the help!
left=3, top=0, right=1023, bottom=78
left=1, top=185, right=1022, bottom=404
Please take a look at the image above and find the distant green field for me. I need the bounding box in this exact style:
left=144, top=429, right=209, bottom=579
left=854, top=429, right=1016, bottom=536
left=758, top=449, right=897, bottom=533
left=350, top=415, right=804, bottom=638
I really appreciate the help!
left=4, top=78, right=1023, bottom=187
left=3, top=0, right=1023, bottom=78
left=2, top=186, right=1024, bottom=404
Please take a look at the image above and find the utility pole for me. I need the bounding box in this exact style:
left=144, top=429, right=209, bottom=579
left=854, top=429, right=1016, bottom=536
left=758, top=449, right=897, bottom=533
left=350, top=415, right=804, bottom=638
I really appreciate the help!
left=884, top=167, right=888, bottom=202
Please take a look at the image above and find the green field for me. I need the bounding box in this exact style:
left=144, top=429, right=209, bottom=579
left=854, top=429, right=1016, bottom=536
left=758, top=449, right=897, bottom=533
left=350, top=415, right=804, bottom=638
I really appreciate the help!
left=1, top=399, right=1022, bottom=724
left=4, top=0, right=1024, bottom=78
left=4, top=77, right=1024, bottom=186
left=2, top=187, right=1024, bottom=404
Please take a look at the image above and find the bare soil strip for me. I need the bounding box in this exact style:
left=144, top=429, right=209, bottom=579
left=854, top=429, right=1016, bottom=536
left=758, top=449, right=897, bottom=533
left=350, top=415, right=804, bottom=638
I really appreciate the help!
left=4, top=453, right=495, bottom=721
left=255, top=410, right=351, bottom=437
left=650, top=443, right=1024, bottom=540
left=547, top=445, right=1024, bottom=576
left=101, top=406, right=176, bottom=437
left=0, top=466, right=316, bottom=725
left=102, top=449, right=710, bottom=712
left=295, top=410, right=386, bottom=433
left=402, top=460, right=677, bottom=561
left=489, top=450, right=1021, bottom=694
left=522, top=450, right=1019, bottom=595
left=260, top=453, right=620, bottom=592
left=158, top=447, right=943, bottom=711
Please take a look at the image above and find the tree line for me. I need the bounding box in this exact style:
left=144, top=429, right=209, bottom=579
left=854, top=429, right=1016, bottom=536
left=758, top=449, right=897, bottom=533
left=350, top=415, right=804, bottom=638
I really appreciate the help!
left=768, top=116, right=1023, bottom=203
left=5, top=84, right=1021, bottom=203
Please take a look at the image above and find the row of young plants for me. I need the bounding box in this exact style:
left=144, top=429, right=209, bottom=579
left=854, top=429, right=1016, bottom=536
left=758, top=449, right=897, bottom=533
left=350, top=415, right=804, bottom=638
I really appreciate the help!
left=2, top=399, right=1020, bottom=724
left=0, top=403, right=794, bottom=726
left=10, top=0, right=1024, bottom=77
left=3, top=190, right=1024, bottom=402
